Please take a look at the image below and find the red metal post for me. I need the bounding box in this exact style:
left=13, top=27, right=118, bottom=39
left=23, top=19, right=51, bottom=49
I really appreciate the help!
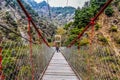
left=0, top=46, right=2, bottom=79
left=90, top=18, right=95, bottom=45
left=0, top=46, right=4, bottom=80
left=87, top=19, right=95, bottom=80
left=28, top=18, right=34, bottom=80
left=0, top=47, right=2, bottom=70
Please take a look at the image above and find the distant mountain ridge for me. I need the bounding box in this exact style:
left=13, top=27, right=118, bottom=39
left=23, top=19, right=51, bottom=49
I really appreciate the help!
left=24, top=0, right=76, bottom=26
left=0, top=0, right=56, bottom=40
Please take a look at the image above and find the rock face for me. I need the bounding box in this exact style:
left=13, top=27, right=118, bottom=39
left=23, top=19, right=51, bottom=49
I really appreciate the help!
left=96, top=2, right=120, bottom=55
left=0, top=0, right=56, bottom=41
left=24, top=0, right=76, bottom=26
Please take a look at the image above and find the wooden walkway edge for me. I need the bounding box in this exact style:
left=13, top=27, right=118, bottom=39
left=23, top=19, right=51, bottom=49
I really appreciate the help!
left=41, top=51, right=79, bottom=80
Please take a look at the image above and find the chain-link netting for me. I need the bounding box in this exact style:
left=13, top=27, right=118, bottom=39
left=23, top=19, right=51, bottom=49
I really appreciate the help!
left=0, top=9, right=54, bottom=80
left=0, top=3, right=55, bottom=79
left=0, top=39, right=54, bottom=80
left=62, top=44, right=120, bottom=80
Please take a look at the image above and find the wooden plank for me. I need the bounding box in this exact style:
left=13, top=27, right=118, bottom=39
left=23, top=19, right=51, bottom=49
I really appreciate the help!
left=42, top=75, right=78, bottom=80
left=41, top=52, right=79, bottom=80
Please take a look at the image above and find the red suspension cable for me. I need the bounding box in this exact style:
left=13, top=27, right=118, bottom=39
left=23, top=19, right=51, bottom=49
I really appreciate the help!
left=67, top=23, right=91, bottom=47
left=17, top=0, right=50, bottom=47
left=67, top=0, right=113, bottom=47
left=93, top=0, right=113, bottom=20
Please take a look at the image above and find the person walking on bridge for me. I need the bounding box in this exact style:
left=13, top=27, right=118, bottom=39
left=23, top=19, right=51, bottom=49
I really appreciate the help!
left=56, top=45, right=59, bottom=52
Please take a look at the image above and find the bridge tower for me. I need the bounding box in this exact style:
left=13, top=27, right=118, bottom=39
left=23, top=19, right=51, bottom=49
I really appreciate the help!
left=54, top=35, right=61, bottom=47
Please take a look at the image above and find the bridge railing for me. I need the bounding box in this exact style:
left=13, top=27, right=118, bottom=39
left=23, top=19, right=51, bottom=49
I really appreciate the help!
left=0, top=39, right=54, bottom=80
left=62, top=44, right=120, bottom=80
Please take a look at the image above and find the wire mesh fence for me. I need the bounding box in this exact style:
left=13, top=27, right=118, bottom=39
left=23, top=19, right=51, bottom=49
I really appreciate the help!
left=62, top=44, right=120, bottom=80
left=0, top=5, right=54, bottom=79
left=0, top=38, right=54, bottom=80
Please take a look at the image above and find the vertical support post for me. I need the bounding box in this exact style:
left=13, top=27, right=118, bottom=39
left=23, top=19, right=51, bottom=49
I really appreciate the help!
left=87, top=18, right=95, bottom=80
left=0, top=46, right=4, bottom=80
left=0, top=46, right=2, bottom=79
left=90, top=18, right=95, bottom=46
left=28, top=18, right=34, bottom=80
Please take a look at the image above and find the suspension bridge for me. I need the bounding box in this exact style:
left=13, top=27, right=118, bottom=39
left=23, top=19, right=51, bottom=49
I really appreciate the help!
left=0, top=0, right=120, bottom=80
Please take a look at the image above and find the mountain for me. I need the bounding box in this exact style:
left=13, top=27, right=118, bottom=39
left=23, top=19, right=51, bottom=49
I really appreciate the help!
left=24, top=0, right=39, bottom=9
left=65, top=0, right=120, bottom=49
left=0, top=0, right=56, bottom=41
left=24, top=0, right=76, bottom=26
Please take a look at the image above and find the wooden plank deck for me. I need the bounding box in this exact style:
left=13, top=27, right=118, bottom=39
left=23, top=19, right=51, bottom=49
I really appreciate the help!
left=42, top=52, right=79, bottom=80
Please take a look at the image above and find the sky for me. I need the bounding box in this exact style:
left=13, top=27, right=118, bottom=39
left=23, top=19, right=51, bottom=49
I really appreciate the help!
left=34, top=0, right=90, bottom=8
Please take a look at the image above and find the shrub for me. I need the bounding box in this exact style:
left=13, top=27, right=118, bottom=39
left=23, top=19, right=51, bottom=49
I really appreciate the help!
left=113, top=32, right=120, bottom=44
left=110, top=25, right=118, bottom=32
left=116, top=38, right=120, bottom=44
left=5, top=12, right=12, bottom=20
left=118, top=4, right=120, bottom=11
left=110, top=64, right=119, bottom=73
left=79, top=37, right=89, bottom=46
left=18, top=65, right=32, bottom=79
left=65, top=34, right=77, bottom=45
left=104, top=47, right=114, bottom=56
left=9, top=33, right=18, bottom=40
left=101, top=56, right=114, bottom=62
left=70, top=28, right=83, bottom=35
left=10, top=21, right=17, bottom=27
left=114, top=0, right=120, bottom=7
left=2, top=57, right=16, bottom=79
left=98, top=35, right=108, bottom=43
left=64, top=22, right=73, bottom=30
left=105, top=6, right=114, bottom=17
left=21, top=15, right=25, bottom=19
left=95, top=23, right=100, bottom=30
left=47, top=38, right=51, bottom=42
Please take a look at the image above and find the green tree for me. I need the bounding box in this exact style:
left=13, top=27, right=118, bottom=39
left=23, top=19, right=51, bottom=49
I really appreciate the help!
left=105, top=6, right=114, bottom=17
left=64, top=22, right=73, bottom=30
left=56, top=27, right=66, bottom=35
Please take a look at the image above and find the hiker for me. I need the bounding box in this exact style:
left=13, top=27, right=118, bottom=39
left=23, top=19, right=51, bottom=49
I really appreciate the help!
left=56, top=46, right=59, bottom=52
